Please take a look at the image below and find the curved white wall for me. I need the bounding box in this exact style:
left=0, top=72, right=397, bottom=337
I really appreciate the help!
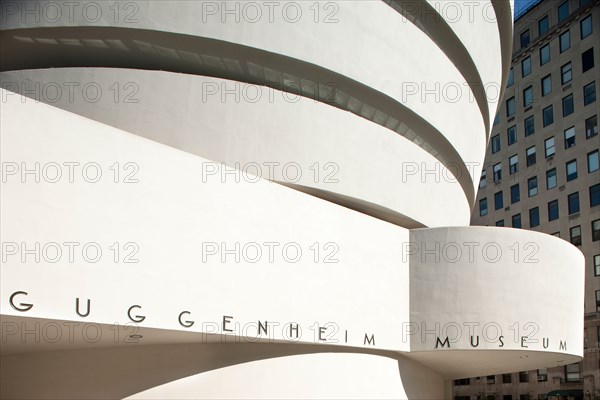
left=0, top=1, right=585, bottom=399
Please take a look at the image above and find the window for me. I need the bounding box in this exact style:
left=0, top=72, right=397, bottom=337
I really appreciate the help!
left=496, top=219, right=505, bottom=227
left=507, top=68, right=514, bottom=87
left=566, top=159, right=578, bottom=181
left=545, top=137, right=555, bottom=157
left=539, top=15, right=549, bottom=36
left=547, top=168, right=557, bottom=189
left=524, top=116, right=535, bottom=136
left=454, top=378, right=470, bottom=386
left=512, top=213, right=522, bottom=229
left=529, top=207, right=540, bottom=227
left=503, top=373, right=512, bottom=384
left=594, top=254, right=600, bottom=276
left=568, top=192, right=580, bottom=214
left=519, top=371, right=529, bottom=383
left=582, top=48, right=594, bottom=72
left=581, top=15, right=592, bottom=39
left=509, top=155, right=518, bottom=175
left=495, top=191, right=504, bottom=210
left=522, top=57, right=532, bottom=78
left=584, top=81, right=596, bottom=105
left=541, top=74, right=552, bottom=96
left=597, top=290, right=600, bottom=312
left=565, top=363, right=581, bottom=382
left=563, top=94, right=574, bottom=116
left=526, top=146, right=536, bottom=166
left=493, top=113, right=500, bottom=126
left=548, top=199, right=559, bottom=221
left=593, top=219, right=600, bottom=241
left=570, top=226, right=582, bottom=246
left=537, top=369, right=548, bottom=382
left=523, top=85, right=533, bottom=107
left=581, top=0, right=591, bottom=6
left=540, top=44, right=550, bottom=65
left=561, top=62, right=572, bottom=84
left=528, top=176, right=538, bottom=197
left=491, top=135, right=501, bottom=153
left=479, top=170, right=487, bottom=188
left=506, top=97, right=515, bottom=117
left=560, top=30, right=570, bottom=53
left=586, top=115, right=598, bottom=138
left=479, top=198, right=488, bottom=216
left=508, top=126, right=517, bottom=145
left=564, top=126, right=576, bottom=148
left=520, top=396, right=530, bottom=400
left=511, top=184, right=520, bottom=204
left=591, top=184, right=600, bottom=207
left=588, top=150, right=599, bottom=172
left=543, top=105, right=554, bottom=127
left=520, top=30, right=530, bottom=48
left=552, top=231, right=561, bottom=238
left=558, top=1, right=569, bottom=22
left=493, top=162, right=502, bottom=182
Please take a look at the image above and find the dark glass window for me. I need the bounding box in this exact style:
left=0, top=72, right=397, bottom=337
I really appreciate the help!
left=569, top=192, right=580, bottom=214
left=522, top=57, right=532, bottom=78
left=584, top=82, right=596, bottom=106
left=492, top=134, right=501, bottom=153
left=509, top=154, right=518, bottom=175
left=540, top=44, right=551, bottom=65
left=547, top=168, right=557, bottom=189
left=543, top=105, right=554, bottom=127
left=495, top=191, right=504, bottom=210
left=590, top=184, right=600, bottom=207
left=512, top=213, right=522, bottom=229
left=563, top=94, right=574, bottom=116
left=511, top=184, right=520, bottom=204
left=582, top=48, right=594, bottom=72
left=508, top=125, right=517, bottom=145
left=526, top=146, right=536, bottom=166
left=561, top=62, right=572, bottom=84
left=541, top=74, right=552, bottom=96
left=548, top=200, right=559, bottom=221
left=593, top=220, right=600, bottom=241
left=581, top=15, right=592, bottom=39
left=507, top=68, right=514, bottom=87
left=586, top=115, right=598, bottom=138
left=558, top=1, right=569, bottom=22
left=506, top=97, right=515, bottom=117
left=523, top=86, right=534, bottom=107
left=539, top=16, right=549, bottom=36
left=570, top=225, right=582, bottom=246
left=528, top=176, right=538, bottom=197
left=480, top=198, right=488, bottom=216
left=496, top=220, right=505, bottom=227
left=493, top=163, right=502, bottom=182
left=520, top=30, right=530, bottom=48
left=493, top=113, right=500, bottom=126
left=524, top=116, right=535, bottom=136
left=566, top=159, right=578, bottom=181
left=529, top=207, right=540, bottom=227
left=560, top=30, right=571, bottom=53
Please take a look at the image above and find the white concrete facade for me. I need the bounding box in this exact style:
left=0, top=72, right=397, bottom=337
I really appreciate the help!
left=0, top=1, right=584, bottom=399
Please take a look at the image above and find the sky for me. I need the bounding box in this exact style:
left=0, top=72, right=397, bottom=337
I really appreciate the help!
left=513, top=0, right=543, bottom=20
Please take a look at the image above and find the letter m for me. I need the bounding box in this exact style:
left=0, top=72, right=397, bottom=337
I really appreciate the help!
left=435, top=336, right=450, bottom=349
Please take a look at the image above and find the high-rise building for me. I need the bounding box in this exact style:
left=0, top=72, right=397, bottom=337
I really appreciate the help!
left=0, top=1, right=589, bottom=398
left=457, top=0, right=600, bottom=399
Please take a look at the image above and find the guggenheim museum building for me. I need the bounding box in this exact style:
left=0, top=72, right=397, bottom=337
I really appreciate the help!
left=0, top=1, right=585, bottom=398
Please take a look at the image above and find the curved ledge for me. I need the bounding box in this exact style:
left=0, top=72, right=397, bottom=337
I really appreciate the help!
left=0, top=26, right=477, bottom=203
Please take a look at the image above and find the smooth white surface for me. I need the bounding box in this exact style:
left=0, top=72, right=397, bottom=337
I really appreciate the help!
left=0, top=0, right=495, bottom=195
left=0, top=68, right=472, bottom=227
